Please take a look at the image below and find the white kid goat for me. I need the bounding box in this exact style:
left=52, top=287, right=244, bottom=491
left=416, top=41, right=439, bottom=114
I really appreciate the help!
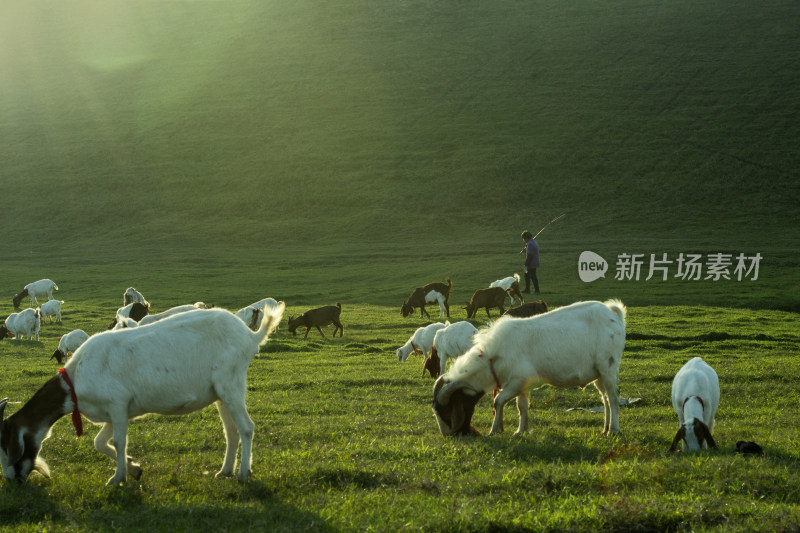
left=0, top=304, right=284, bottom=485
left=51, top=329, right=90, bottom=364
left=0, top=308, right=41, bottom=341
left=397, top=322, right=448, bottom=362
left=433, top=299, right=626, bottom=436
left=40, top=300, right=64, bottom=324
left=669, top=357, right=720, bottom=452
left=12, top=279, right=58, bottom=308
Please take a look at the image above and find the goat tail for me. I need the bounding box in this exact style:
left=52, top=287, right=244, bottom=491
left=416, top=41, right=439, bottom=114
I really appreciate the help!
left=254, top=301, right=286, bottom=346
left=604, top=299, right=627, bottom=322
left=446, top=277, right=452, bottom=289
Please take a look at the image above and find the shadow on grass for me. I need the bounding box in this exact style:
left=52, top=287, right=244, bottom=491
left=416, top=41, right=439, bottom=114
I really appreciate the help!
left=1, top=478, right=337, bottom=532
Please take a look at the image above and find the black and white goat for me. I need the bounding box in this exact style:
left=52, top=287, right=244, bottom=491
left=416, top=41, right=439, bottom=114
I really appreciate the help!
left=0, top=304, right=284, bottom=485
left=123, top=287, right=150, bottom=309
left=0, top=308, right=41, bottom=341
left=107, top=302, right=150, bottom=329
left=287, top=303, right=343, bottom=338
left=669, top=357, right=720, bottom=452
left=433, top=299, right=626, bottom=436
left=401, top=278, right=452, bottom=319
left=12, top=279, right=58, bottom=308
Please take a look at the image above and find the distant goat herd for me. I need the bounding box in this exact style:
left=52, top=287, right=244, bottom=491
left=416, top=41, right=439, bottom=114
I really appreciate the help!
left=1, top=276, right=723, bottom=486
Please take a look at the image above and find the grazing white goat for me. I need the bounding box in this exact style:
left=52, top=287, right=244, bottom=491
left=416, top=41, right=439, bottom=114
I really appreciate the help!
left=397, top=322, right=448, bottom=363
left=138, top=303, right=207, bottom=326
left=13, top=279, right=58, bottom=308
left=0, top=304, right=284, bottom=485
left=235, top=298, right=281, bottom=331
left=669, top=357, right=720, bottom=452
left=123, top=287, right=150, bottom=309
left=425, top=321, right=479, bottom=378
left=489, top=274, right=524, bottom=306
left=0, top=308, right=41, bottom=341
left=39, top=300, right=64, bottom=324
left=432, top=299, right=626, bottom=436
left=51, top=329, right=90, bottom=363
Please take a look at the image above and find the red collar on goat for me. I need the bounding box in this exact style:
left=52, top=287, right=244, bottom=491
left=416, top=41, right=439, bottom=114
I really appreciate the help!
left=477, top=350, right=502, bottom=390
left=683, top=395, right=705, bottom=414
left=58, top=368, right=83, bottom=437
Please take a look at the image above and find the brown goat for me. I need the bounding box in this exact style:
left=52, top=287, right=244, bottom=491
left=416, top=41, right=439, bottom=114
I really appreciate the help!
left=502, top=300, right=549, bottom=318
left=287, top=303, right=343, bottom=338
left=402, top=278, right=452, bottom=319
left=422, top=349, right=441, bottom=378
left=464, top=286, right=507, bottom=318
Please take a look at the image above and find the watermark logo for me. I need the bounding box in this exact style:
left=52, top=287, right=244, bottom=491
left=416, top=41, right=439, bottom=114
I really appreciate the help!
left=578, top=252, right=762, bottom=282
left=578, top=251, right=608, bottom=282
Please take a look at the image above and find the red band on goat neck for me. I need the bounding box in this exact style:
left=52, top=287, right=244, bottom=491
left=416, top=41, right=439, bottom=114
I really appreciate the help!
left=682, top=395, right=705, bottom=413
left=58, top=368, right=83, bottom=437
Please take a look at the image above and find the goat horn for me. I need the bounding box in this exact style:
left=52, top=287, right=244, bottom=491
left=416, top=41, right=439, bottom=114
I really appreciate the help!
left=668, top=426, right=686, bottom=452
left=437, top=380, right=478, bottom=406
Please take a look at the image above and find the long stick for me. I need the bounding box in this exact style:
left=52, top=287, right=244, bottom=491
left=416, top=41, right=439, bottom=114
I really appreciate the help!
left=533, top=213, right=566, bottom=239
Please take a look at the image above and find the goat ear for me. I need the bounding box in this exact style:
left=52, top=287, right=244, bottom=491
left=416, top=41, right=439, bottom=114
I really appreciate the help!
left=669, top=426, right=686, bottom=452
left=695, top=419, right=718, bottom=449
left=450, top=398, right=466, bottom=434
left=0, top=397, right=7, bottom=420
left=6, top=427, right=25, bottom=466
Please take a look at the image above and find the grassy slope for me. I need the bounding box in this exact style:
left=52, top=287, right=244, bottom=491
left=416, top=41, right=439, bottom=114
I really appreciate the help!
left=0, top=0, right=798, bottom=311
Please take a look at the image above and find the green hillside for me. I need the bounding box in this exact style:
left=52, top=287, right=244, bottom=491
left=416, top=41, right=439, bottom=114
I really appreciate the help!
left=1, top=0, right=798, bottom=307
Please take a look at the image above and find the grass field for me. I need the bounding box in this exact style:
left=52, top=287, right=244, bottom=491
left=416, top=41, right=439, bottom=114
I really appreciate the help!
left=1, top=300, right=799, bottom=531
left=1, top=0, right=799, bottom=530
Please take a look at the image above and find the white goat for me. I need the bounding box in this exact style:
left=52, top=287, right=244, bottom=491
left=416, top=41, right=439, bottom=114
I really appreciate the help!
left=123, top=287, right=150, bottom=309
left=235, top=298, right=281, bottom=331
left=51, top=329, right=90, bottom=363
left=433, top=299, right=626, bottom=436
left=0, top=308, right=41, bottom=341
left=138, top=303, right=206, bottom=326
left=40, top=300, right=64, bottom=324
left=112, top=317, right=140, bottom=330
left=13, top=279, right=58, bottom=308
left=426, top=321, right=479, bottom=378
left=489, top=274, right=524, bottom=306
left=669, top=357, right=720, bottom=452
left=397, top=322, right=448, bottom=362
left=0, top=304, right=284, bottom=485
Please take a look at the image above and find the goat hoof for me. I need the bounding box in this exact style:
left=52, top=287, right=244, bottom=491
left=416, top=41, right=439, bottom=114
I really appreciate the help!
left=106, top=476, right=126, bottom=487
left=237, top=470, right=252, bottom=483
left=215, top=470, right=233, bottom=479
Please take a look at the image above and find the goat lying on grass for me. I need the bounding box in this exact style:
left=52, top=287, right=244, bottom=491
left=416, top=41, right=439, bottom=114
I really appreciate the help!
left=502, top=300, right=548, bottom=318
left=0, top=304, right=284, bottom=485
left=402, top=278, right=452, bottom=319
left=433, top=299, right=626, bottom=436
left=669, top=357, right=719, bottom=452
left=287, top=303, right=343, bottom=338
